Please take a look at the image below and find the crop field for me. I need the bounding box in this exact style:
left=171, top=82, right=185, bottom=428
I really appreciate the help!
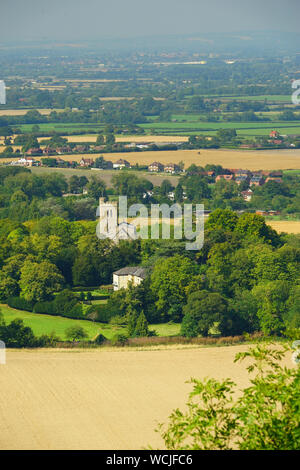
left=0, top=108, right=64, bottom=116
left=266, top=220, right=300, bottom=234
left=38, top=134, right=189, bottom=143
left=22, top=148, right=300, bottom=171
left=0, top=343, right=283, bottom=450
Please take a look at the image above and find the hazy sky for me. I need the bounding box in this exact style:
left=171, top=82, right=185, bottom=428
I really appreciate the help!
left=1, top=0, right=300, bottom=43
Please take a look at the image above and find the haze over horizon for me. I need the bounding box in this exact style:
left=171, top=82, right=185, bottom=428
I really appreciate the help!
left=1, top=0, right=300, bottom=44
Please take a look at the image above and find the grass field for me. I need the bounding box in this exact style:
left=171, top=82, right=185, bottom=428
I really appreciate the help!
left=0, top=344, right=291, bottom=449
left=23, top=148, right=300, bottom=171
left=0, top=305, right=181, bottom=340
left=29, top=167, right=179, bottom=186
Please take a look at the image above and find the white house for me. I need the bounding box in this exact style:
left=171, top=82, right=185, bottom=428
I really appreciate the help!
left=113, top=266, right=148, bottom=291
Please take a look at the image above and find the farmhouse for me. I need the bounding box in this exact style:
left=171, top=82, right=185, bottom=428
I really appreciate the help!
left=80, top=158, right=94, bottom=167
left=148, top=161, right=164, bottom=172
left=113, top=159, right=130, bottom=169
left=113, top=266, right=148, bottom=291
left=164, top=163, right=180, bottom=174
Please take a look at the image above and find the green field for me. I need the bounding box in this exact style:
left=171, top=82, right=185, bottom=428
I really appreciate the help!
left=142, top=118, right=300, bottom=137
left=0, top=305, right=181, bottom=341
left=18, top=123, right=104, bottom=133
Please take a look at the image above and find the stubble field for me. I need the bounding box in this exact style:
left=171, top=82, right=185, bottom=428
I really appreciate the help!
left=0, top=344, right=281, bottom=450
left=3, top=148, right=298, bottom=171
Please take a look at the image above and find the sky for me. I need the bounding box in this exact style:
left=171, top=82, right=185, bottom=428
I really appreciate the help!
left=0, top=0, right=300, bottom=43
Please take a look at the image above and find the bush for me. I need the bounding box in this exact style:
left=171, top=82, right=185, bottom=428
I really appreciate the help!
left=33, top=301, right=56, bottom=315
left=65, top=326, right=88, bottom=342
left=7, top=296, right=34, bottom=312
left=111, top=333, right=129, bottom=347
left=94, top=333, right=107, bottom=345
left=86, top=304, right=116, bottom=323
left=156, top=343, right=300, bottom=450
left=0, top=318, right=37, bottom=347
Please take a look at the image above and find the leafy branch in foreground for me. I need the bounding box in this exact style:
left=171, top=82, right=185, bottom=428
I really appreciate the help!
left=156, top=342, right=300, bottom=450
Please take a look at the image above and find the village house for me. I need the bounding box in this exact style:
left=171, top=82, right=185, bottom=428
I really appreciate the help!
left=235, top=174, right=251, bottom=185
left=80, top=158, right=94, bottom=167
left=215, top=174, right=234, bottom=182
left=113, top=159, right=130, bottom=169
left=56, top=145, right=72, bottom=154
left=241, top=189, right=253, bottom=201
left=265, top=171, right=283, bottom=183
left=112, top=266, right=148, bottom=291
left=250, top=175, right=265, bottom=186
left=14, top=157, right=40, bottom=167
left=43, top=146, right=57, bottom=156
left=269, top=130, right=280, bottom=139
left=148, top=161, right=164, bottom=172
left=26, top=148, right=43, bottom=156
left=164, top=163, right=180, bottom=174
left=76, top=145, right=90, bottom=153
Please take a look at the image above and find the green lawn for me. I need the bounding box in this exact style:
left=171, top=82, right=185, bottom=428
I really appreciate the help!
left=0, top=305, right=124, bottom=341
left=0, top=305, right=181, bottom=341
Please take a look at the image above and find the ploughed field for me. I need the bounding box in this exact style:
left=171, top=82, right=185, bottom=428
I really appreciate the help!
left=0, top=344, right=283, bottom=450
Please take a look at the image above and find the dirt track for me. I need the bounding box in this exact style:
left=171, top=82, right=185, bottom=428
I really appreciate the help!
left=0, top=344, right=267, bottom=450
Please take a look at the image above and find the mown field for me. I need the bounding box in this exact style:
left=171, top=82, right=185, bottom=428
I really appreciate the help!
left=0, top=305, right=181, bottom=340
left=0, top=344, right=270, bottom=449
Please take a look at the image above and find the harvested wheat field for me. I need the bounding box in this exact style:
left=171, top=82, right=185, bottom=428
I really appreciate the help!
left=38, top=134, right=188, bottom=144
left=0, top=109, right=64, bottom=116
left=267, top=220, right=300, bottom=234
left=0, top=344, right=286, bottom=450
left=20, top=148, right=300, bottom=171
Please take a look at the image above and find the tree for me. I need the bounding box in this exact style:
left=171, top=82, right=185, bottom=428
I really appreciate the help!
left=181, top=290, right=228, bottom=337
left=65, top=325, right=88, bottom=342
left=150, top=255, right=199, bottom=322
left=174, top=183, right=184, bottom=202
left=86, top=176, right=107, bottom=199
left=0, top=318, right=37, bottom=347
left=156, top=343, right=300, bottom=450
left=96, top=134, right=105, bottom=145
left=235, top=212, right=280, bottom=246
left=252, top=281, right=290, bottom=335
left=206, top=208, right=238, bottom=232
left=19, top=260, right=65, bottom=302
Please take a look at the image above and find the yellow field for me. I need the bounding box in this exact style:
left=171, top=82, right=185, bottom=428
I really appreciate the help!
left=267, top=220, right=300, bottom=234
left=37, top=135, right=189, bottom=144
left=0, top=109, right=64, bottom=116
left=20, top=148, right=300, bottom=170
left=0, top=344, right=280, bottom=450
left=2, top=146, right=300, bottom=171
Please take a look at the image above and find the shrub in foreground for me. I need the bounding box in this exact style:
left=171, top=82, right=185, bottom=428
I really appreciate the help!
left=156, top=342, right=300, bottom=450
